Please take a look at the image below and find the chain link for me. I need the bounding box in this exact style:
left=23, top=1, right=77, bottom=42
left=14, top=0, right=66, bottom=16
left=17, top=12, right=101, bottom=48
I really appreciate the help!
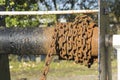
left=40, top=15, right=97, bottom=80
left=57, top=15, right=96, bottom=67
left=40, top=28, right=57, bottom=80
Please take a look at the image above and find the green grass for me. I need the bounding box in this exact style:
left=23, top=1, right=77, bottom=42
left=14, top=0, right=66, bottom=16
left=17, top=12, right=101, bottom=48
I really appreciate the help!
left=9, top=59, right=117, bottom=78
left=49, top=61, right=98, bottom=76
left=111, top=59, right=117, bottom=73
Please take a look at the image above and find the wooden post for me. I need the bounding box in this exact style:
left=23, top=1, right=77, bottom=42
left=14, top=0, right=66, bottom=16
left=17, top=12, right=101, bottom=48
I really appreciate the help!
left=0, top=5, right=11, bottom=80
left=99, top=0, right=112, bottom=80
left=105, top=13, right=112, bottom=80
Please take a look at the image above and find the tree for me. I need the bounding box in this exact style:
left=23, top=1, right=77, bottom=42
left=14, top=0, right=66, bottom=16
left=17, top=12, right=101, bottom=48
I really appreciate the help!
left=1, top=0, right=99, bottom=27
left=108, top=0, right=120, bottom=34
left=4, top=0, right=98, bottom=27
left=110, top=0, right=120, bottom=23
left=37, top=0, right=98, bottom=22
left=5, top=0, right=40, bottom=27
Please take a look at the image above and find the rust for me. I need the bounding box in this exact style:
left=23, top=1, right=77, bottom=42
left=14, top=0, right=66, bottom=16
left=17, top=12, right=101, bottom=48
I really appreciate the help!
left=0, top=15, right=98, bottom=80
left=91, top=27, right=98, bottom=56
left=53, top=15, right=98, bottom=68
left=40, top=14, right=98, bottom=79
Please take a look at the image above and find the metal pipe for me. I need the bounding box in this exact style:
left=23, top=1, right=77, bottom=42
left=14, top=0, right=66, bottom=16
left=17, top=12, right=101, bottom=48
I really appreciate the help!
left=0, top=10, right=98, bottom=15
left=0, top=26, right=98, bottom=57
left=0, top=27, right=55, bottom=55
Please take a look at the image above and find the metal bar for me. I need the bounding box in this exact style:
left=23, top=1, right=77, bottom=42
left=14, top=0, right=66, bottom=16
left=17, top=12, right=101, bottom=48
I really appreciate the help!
left=0, top=25, right=98, bottom=56
left=0, top=27, right=55, bottom=55
left=0, top=10, right=99, bottom=15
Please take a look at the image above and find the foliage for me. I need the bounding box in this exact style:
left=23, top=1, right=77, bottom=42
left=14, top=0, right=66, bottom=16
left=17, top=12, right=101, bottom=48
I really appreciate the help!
left=5, top=0, right=39, bottom=27
left=38, top=0, right=98, bottom=22
left=110, top=0, right=120, bottom=22
left=0, top=0, right=57, bottom=27
left=0, top=0, right=5, bottom=5
left=0, top=0, right=99, bottom=27
left=6, top=15, right=40, bottom=27
left=1, top=0, right=98, bottom=27
left=38, top=0, right=98, bottom=10
left=0, top=0, right=119, bottom=30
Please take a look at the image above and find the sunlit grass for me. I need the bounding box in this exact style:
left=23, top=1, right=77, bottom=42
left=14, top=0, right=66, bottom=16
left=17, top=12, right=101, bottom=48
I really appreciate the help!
left=111, top=59, right=117, bottom=73
left=9, top=59, right=117, bottom=79
left=10, top=60, right=98, bottom=76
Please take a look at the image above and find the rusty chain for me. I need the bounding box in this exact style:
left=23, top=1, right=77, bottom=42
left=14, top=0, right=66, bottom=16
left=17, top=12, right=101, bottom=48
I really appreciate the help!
left=40, top=28, right=57, bottom=80
left=40, top=15, right=97, bottom=80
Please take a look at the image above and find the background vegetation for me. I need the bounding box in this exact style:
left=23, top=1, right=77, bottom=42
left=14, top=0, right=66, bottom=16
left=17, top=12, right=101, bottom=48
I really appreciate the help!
left=0, top=0, right=99, bottom=27
left=0, top=0, right=119, bottom=29
left=0, top=0, right=119, bottom=34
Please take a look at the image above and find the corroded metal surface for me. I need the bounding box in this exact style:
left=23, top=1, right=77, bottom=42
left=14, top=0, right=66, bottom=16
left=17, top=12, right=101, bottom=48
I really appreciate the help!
left=92, top=27, right=98, bottom=56
left=54, top=15, right=98, bottom=67
left=40, top=27, right=57, bottom=80
left=0, top=15, right=98, bottom=80
left=0, top=27, right=55, bottom=55
left=40, top=15, right=98, bottom=80
left=0, top=19, right=98, bottom=57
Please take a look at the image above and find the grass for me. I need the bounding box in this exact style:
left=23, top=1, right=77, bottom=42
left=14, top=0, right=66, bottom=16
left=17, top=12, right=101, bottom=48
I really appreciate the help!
left=111, top=59, right=117, bottom=73
left=9, top=59, right=117, bottom=79
left=49, top=61, right=98, bottom=76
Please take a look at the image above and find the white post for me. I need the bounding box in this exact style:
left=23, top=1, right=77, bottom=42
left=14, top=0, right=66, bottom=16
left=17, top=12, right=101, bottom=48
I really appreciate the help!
left=117, top=49, right=120, bottom=80
left=113, top=35, right=120, bottom=80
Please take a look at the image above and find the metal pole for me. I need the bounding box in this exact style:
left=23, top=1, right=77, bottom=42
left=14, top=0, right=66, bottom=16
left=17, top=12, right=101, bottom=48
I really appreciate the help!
left=0, top=27, right=56, bottom=55
left=99, top=0, right=112, bottom=80
left=0, top=10, right=98, bottom=15
left=0, top=4, right=11, bottom=80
